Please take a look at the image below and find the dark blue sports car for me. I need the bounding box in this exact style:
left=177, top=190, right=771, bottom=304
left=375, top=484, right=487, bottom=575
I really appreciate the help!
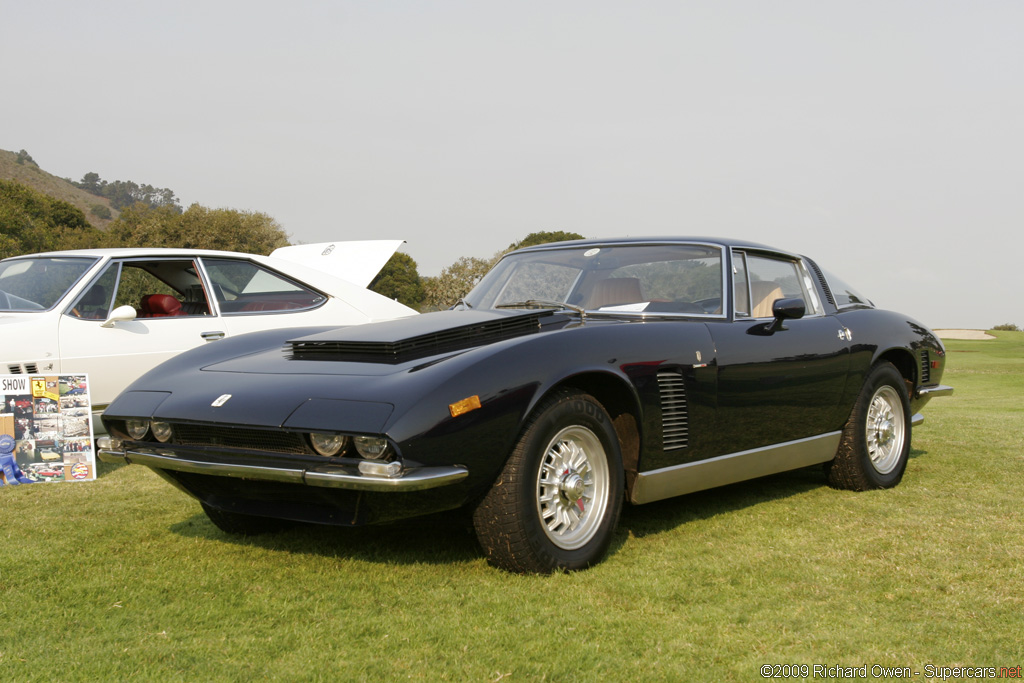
left=99, top=237, right=952, bottom=573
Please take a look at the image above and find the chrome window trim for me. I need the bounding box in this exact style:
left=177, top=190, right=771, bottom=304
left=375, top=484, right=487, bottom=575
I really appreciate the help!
left=197, top=257, right=329, bottom=317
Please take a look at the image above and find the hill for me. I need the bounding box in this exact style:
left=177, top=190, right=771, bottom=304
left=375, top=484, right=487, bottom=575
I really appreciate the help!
left=0, top=148, right=118, bottom=229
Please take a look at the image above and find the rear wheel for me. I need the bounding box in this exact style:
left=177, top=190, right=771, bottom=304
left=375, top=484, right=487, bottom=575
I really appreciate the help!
left=201, top=502, right=292, bottom=536
left=826, top=362, right=911, bottom=490
left=473, top=391, right=624, bottom=574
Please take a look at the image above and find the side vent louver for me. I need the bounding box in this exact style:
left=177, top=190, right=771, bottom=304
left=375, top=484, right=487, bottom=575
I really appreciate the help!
left=804, top=258, right=836, bottom=307
left=920, top=350, right=931, bottom=384
left=657, top=370, right=689, bottom=450
left=7, top=363, right=38, bottom=374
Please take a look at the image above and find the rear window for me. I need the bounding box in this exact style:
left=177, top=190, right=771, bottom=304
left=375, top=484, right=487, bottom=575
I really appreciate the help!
left=824, top=270, right=873, bottom=308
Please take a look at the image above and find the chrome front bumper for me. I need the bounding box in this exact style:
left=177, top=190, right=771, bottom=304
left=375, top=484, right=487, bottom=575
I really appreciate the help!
left=916, top=384, right=954, bottom=399
left=98, top=438, right=468, bottom=493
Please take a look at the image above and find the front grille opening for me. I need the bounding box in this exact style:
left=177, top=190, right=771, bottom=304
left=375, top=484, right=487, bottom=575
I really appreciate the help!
left=171, top=424, right=309, bottom=454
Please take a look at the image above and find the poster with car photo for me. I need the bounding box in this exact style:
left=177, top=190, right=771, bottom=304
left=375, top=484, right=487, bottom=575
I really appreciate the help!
left=0, top=375, right=96, bottom=485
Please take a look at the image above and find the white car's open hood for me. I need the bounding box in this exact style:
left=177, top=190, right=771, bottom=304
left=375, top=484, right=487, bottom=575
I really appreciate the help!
left=268, top=240, right=404, bottom=289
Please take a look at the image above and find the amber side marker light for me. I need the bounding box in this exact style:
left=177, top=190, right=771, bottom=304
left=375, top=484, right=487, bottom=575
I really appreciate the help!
left=449, top=395, right=482, bottom=418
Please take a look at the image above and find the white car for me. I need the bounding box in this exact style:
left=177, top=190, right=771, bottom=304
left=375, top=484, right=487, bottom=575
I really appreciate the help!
left=0, top=241, right=416, bottom=423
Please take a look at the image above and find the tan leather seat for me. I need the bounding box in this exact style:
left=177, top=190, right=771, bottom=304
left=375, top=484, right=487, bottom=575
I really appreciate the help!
left=750, top=281, right=784, bottom=318
left=586, top=278, right=644, bottom=309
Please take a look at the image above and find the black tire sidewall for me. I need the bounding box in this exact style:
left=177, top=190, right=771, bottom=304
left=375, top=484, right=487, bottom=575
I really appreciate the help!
left=514, top=393, right=624, bottom=571
left=853, top=363, right=912, bottom=488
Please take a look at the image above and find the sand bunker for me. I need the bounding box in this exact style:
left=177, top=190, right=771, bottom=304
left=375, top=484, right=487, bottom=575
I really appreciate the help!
left=934, top=329, right=996, bottom=340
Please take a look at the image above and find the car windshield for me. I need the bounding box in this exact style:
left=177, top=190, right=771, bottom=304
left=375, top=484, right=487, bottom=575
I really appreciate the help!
left=463, top=243, right=724, bottom=315
left=0, top=257, right=98, bottom=312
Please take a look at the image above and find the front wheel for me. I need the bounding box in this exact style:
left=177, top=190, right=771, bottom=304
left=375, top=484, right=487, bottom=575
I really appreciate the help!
left=826, top=362, right=911, bottom=490
left=473, top=391, right=624, bottom=574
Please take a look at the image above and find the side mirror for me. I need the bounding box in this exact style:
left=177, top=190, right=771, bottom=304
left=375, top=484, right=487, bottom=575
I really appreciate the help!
left=101, top=305, right=138, bottom=328
left=748, top=298, right=805, bottom=335
left=772, top=298, right=806, bottom=322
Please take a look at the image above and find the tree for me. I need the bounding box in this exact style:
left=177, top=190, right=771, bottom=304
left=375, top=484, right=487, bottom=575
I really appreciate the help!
left=505, top=230, right=584, bottom=252
left=76, top=172, right=105, bottom=194
left=0, top=180, right=105, bottom=258
left=15, top=149, right=37, bottom=166
left=421, top=256, right=493, bottom=311
left=419, top=231, right=587, bottom=311
left=370, top=251, right=425, bottom=309
left=105, top=202, right=290, bottom=254
left=73, top=173, right=182, bottom=212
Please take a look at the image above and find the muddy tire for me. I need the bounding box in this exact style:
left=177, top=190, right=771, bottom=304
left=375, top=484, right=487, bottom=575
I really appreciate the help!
left=473, top=391, right=624, bottom=574
left=826, top=362, right=911, bottom=490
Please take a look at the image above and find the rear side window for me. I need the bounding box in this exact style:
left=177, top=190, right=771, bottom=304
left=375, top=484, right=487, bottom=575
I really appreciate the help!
left=202, top=259, right=326, bottom=314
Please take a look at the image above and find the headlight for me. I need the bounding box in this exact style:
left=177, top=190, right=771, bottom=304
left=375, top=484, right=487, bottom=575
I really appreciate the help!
left=151, top=422, right=173, bottom=443
left=353, top=436, right=389, bottom=460
left=309, top=433, right=348, bottom=457
left=125, top=419, right=150, bottom=440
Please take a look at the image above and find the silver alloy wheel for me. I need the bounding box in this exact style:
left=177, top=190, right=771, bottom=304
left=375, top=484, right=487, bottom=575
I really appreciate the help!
left=535, top=425, right=610, bottom=550
left=865, top=385, right=906, bottom=475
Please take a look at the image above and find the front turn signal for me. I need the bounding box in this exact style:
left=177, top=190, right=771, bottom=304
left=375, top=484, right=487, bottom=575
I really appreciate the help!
left=449, top=395, right=482, bottom=418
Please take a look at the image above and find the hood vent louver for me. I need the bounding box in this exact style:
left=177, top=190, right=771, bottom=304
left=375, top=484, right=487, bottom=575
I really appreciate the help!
left=286, top=312, right=547, bottom=364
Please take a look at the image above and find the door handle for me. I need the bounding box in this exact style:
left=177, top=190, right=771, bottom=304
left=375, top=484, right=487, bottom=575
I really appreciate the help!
left=201, top=331, right=226, bottom=342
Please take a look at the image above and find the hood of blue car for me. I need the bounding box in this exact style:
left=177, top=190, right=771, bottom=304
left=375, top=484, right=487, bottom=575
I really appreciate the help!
left=283, top=308, right=558, bottom=365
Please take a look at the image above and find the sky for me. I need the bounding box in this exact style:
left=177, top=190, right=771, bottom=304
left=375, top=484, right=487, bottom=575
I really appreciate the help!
left=3, top=1, right=1021, bottom=330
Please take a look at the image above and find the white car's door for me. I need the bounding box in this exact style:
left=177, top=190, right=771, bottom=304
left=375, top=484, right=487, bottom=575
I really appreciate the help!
left=57, top=313, right=224, bottom=409
left=57, top=257, right=225, bottom=408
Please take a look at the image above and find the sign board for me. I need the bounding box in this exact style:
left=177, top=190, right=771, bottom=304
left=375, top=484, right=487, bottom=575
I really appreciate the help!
left=0, top=374, right=96, bottom=485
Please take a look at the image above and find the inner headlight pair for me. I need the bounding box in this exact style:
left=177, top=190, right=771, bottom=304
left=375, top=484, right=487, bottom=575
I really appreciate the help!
left=121, top=420, right=391, bottom=461
left=308, top=433, right=390, bottom=460
left=125, top=419, right=172, bottom=442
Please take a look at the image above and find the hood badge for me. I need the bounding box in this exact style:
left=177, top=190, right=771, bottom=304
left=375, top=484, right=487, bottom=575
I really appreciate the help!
left=211, top=394, right=232, bottom=407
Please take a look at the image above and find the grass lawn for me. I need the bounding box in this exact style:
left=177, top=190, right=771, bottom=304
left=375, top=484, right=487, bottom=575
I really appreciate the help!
left=2, top=333, right=1021, bottom=681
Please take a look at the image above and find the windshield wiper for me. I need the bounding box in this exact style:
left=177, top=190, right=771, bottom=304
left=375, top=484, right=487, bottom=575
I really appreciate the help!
left=495, top=300, right=586, bottom=318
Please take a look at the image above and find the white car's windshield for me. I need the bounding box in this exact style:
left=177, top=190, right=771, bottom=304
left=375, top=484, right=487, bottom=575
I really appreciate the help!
left=0, top=257, right=98, bottom=312
left=463, top=243, right=724, bottom=315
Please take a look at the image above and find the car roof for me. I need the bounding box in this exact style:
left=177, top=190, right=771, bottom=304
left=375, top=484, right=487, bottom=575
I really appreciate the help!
left=2, top=247, right=259, bottom=260
left=509, top=236, right=797, bottom=257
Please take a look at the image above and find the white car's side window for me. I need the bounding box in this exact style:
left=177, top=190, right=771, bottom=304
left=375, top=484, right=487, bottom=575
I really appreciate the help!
left=69, top=260, right=214, bottom=320
left=115, top=260, right=212, bottom=318
left=201, top=259, right=326, bottom=314
left=67, top=264, right=118, bottom=320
